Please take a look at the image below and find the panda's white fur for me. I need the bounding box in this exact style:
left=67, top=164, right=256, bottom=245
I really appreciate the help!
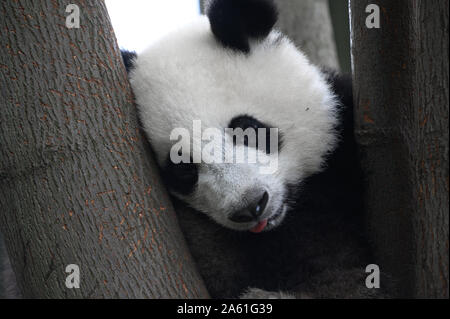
left=128, top=16, right=339, bottom=232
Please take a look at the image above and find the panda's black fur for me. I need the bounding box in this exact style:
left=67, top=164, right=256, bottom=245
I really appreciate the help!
left=206, top=0, right=278, bottom=53
left=122, top=0, right=384, bottom=299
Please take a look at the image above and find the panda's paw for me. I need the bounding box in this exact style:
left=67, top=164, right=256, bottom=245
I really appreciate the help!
left=240, top=288, right=299, bottom=299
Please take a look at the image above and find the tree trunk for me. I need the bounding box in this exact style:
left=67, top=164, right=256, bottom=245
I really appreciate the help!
left=200, top=0, right=339, bottom=70
left=0, top=0, right=209, bottom=298
left=328, top=0, right=351, bottom=74
left=0, top=234, right=20, bottom=298
left=200, top=0, right=207, bottom=14
left=274, top=0, right=339, bottom=70
left=351, top=0, right=449, bottom=298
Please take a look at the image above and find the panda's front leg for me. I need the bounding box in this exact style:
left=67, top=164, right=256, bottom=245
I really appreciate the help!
left=240, top=288, right=310, bottom=299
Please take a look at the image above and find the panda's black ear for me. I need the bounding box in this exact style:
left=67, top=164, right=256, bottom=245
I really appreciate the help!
left=206, top=0, right=278, bottom=53
left=121, top=50, right=137, bottom=73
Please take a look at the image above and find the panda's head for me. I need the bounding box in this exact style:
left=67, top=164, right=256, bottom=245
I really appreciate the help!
left=128, top=0, right=339, bottom=233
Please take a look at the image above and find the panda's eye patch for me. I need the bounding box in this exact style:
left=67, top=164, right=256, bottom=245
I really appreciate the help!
left=228, top=115, right=282, bottom=154
left=161, top=157, right=198, bottom=195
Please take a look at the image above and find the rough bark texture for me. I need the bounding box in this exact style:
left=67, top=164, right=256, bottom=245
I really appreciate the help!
left=201, top=0, right=339, bottom=69
left=0, top=0, right=209, bottom=298
left=351, top=0, right=449, bottom=298
left=0, top=234, right=20, bottom=298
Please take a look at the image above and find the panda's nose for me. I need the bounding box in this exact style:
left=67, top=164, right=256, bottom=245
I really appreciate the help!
left=229, top=191, right=269, bottom=223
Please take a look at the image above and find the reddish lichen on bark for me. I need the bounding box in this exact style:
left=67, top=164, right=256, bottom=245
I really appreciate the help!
left=0, top=0, right=209, bottom=298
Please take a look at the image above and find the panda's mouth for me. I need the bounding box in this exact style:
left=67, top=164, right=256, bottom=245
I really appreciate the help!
left=249, top=205, right=286, bottom=233
left=249, top=219, right=268, bottom=233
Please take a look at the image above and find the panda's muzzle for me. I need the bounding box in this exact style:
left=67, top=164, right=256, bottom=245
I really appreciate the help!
left=228, top=190, right=269, bottom=223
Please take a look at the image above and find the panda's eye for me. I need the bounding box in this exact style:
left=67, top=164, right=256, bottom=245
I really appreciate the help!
left=161, top=157, right=198, bottom=195
left=228, top=115, right=282, bottom=154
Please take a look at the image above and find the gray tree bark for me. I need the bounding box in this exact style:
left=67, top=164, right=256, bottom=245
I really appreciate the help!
left=0, top=0, right=209, bottom=298
left=274, top=0, right=339, bottom=70
left=328, top=0, right=351, bottom=74
left=200, top=0, right=207, bottom=14
left=0, top=234, right=20, bottom=298
left=351, top=0, right=449, bottom=298
left=200, top=0, right=339, bottom=69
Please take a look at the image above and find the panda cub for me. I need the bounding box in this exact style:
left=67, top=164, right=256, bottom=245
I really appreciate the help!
left=123, top=0, right=380, bottom=298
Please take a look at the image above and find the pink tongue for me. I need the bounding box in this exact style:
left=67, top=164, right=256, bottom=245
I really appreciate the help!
left=250, top=219, right=268, bottom=234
